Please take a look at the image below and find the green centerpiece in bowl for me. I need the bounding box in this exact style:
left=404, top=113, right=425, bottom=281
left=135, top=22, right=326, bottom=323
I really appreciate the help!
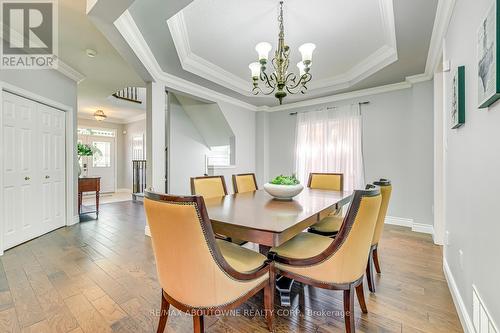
left=263, top=175, right=304, bottom=200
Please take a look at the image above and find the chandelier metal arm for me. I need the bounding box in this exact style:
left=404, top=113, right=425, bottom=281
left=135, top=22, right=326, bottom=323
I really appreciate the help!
left=285, top=73, right=312, bottom=94
left=252, top=85, right=275, bottom=96
left=248, top=0, right=315, bottom=104
left=260, top=70, right=277, bottom=89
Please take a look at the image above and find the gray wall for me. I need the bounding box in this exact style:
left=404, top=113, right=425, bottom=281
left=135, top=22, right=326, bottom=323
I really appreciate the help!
left=212, top=101, right=257, bottom=193
left=168, top=94, right=210, bottom=195
left=445, top=0, right=500, bottom=325
left=259, top=81, right=434, bottom=226
left=167, top=94, right=257, bottom=195
left=1, top=69, right=78, bottom=217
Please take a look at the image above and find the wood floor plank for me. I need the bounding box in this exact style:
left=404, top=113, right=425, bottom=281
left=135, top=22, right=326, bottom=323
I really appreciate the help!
left=21, top=319, right=52, bottom=333
left=90, top=294, right=127, bottom=325
left=0, top=201, right=463, bottom=333
left=64, top=294, right=113, bottom=333
left=4, top=268, right=45, bottom=327
left=0, top=307, right=21, bottom=333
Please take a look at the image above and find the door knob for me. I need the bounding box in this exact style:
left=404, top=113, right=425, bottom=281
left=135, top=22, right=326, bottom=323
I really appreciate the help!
left=45, top=175, right=50, bottom=179
left=24, top=176, right=30, bottom=181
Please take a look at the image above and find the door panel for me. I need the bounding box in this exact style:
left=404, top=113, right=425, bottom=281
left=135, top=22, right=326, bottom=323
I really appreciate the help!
left=1, top=91, right=66, bottom=250
left=78, top=132, right=116, bottom=193
left=38, top=103, right=66, bottom=232
left=2, top=92, right=40, bottom=249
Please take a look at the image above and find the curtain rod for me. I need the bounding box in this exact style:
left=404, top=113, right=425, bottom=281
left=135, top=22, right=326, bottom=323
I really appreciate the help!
left=289, top=101, right=370, bottom=116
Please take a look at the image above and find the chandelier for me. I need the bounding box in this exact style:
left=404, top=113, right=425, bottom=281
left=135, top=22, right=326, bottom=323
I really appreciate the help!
left=249, top=1, right=316, bottom=105
left=94, top=110, right=107, bottom=121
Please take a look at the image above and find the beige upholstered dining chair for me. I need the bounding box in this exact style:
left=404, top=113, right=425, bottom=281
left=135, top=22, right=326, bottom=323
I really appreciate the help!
left=232, top=173, right=258, bottom=193
left=307, top=172, right=346, bottom=236
left=190, top=175, right=246, bottom=245
left=190, top=175, right=228, bottom=199
left=268, top=186, right=382, bottom=333
left=144, top=192, right=275, bottom=333
left=365, top=179, right=392, bottom=293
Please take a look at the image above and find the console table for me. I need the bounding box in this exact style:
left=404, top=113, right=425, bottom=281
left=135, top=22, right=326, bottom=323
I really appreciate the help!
left=78, top=177, right=101, bottom=218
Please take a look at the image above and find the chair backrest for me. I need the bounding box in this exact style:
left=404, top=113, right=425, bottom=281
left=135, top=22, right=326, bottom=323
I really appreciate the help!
left=143, top=192, right=260, bottom=308
left=191, top=175, right=228, bottom=198
left=295, top=186, right=381, bottom=284
left=308, top=173, right=344, bottom=191
left=232, top=173, right=258, bottom=193
left=371, top=179, right=392, bottom=245
left=325, top=186, right=381, bottom=283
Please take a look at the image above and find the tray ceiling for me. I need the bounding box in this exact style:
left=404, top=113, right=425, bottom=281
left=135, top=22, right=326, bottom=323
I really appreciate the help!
left=168, top=0, right=397, bottom=96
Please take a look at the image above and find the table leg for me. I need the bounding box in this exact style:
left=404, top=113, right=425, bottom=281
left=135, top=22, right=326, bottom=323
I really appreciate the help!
left=78, top=192, right=82, bottom=215
left=276, top=276, right=295, bottom=307
left=96, top=191, right=100, bottom=219
left=258, top=245, right=294, bottom=306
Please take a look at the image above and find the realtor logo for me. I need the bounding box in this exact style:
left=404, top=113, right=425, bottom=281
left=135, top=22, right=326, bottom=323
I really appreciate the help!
left=1, top=0, right=58, bottom=69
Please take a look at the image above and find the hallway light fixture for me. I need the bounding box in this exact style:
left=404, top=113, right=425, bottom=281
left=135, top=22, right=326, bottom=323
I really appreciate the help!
left=249, top=1, right=315, bottom=105
left=94, top=110, right=107, bottom=121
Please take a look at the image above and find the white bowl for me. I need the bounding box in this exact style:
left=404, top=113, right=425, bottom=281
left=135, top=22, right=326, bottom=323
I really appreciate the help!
left=263, top=183, right=304, bottom=200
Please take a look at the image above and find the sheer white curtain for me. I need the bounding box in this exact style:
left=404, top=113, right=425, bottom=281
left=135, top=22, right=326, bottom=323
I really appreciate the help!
left=294, top=104, right=365, bottom=192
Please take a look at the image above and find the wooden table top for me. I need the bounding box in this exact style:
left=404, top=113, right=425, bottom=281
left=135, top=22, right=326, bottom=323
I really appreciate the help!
left=205, top=188, right=352, bottom=247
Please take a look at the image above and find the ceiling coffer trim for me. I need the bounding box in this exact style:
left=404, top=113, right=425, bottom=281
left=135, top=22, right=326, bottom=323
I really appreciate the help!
left=167, top=0, right=398, bottom=97
left=116, top=4, right=453, bottom=112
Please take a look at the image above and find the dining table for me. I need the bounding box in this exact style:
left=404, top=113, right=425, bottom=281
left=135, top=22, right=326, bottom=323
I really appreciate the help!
left=204, top=187, right=353, bottom=305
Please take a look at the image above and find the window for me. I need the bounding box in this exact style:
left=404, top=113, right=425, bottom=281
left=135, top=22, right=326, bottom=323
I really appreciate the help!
left=77, top=128, right=115, bottom=137
left=207, top=145, right=231, bottom=167
left=295, top=105, right=364, bottom=192
left=92, top=141, right=111, bottom=168
left=132, top=135, right=145, bottom=160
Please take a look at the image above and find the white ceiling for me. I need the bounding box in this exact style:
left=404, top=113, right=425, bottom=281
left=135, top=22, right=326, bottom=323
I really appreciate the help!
left=168, top=0, right=397, bottom=96
left=58, top=0, right=145, bottom=123
left=127, top=0, right=438, bottom=107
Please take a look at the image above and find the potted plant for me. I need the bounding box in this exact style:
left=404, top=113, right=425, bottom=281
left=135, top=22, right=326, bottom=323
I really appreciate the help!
left=263, top=175, right=304, bottom=200
left=77, top=143, right=101, bottom=177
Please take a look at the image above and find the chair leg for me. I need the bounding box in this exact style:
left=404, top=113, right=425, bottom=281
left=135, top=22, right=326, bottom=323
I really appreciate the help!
left=264, top=264, right=275, bottom=332
left=157, top=292, right=170, bottom=333
left=355, top=284, right=368, bottom=314
left=343, top=287, right=356, bottom=333
left=373, top=246, right=381, bottom=274
left=193, top=315, right=204, bottom=333
left=366, top=249, right=376, bottom=293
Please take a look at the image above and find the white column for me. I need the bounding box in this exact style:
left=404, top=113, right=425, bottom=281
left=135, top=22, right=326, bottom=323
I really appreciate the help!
left=145, top=81, right=166, bottom=236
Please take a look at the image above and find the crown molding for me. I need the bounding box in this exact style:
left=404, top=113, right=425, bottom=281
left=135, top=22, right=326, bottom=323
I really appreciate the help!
left=167, top=0, right=398, bottom=97
left=115, top=11, right=257, bottom=111
left=425, top=0, right=457, bottom=76
left=57, top=59, right=86, bottom=83
left=310, top=45, right=398, bottom=90
left=116, top=9, right=432, bottom=114
left=258, top=81, right=412, bottom=112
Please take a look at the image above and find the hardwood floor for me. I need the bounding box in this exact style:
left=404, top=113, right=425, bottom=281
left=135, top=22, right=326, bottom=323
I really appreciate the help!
left=0, top=201, right=462, bottom=333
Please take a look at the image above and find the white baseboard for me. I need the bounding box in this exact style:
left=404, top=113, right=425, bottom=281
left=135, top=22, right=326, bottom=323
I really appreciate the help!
left=385, top=216, right=413, bottom=227
left=116, top=188, right=132, bottom=193
left=385, top=216, right=434, bottom=236
left=443, top=258, right=474, bottom=333
left=67, top=215, right=80, bottom=226
left=412, top=222, right=434, bottom=235
left=145, top=224, right=151, bottom=237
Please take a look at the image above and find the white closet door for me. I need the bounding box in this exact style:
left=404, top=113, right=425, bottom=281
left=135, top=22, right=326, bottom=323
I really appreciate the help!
left=2, top=91, right=41, bottom=249
left=39, top=103, right=66, bottom=232
left=1, top=91, right=66, bottom=250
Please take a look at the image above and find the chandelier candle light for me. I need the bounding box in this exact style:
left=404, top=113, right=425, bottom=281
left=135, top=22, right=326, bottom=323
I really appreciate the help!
left=249, top=1, right=316, bottom=104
